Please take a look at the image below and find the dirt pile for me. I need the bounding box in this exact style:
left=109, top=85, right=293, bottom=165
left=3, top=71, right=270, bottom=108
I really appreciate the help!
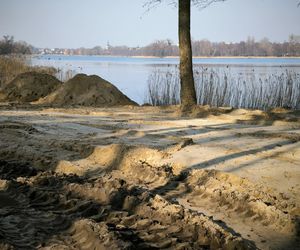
left=0, top=72, right=61, bottom=103
left=36, top=74, right=137, bottom=106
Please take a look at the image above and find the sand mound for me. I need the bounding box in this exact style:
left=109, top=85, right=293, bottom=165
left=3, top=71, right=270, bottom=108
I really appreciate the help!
left=0, top=72, right=137, bottom=107
left=37, top=74, right=137, bottom=107
left=0, top=72, right=61, bottom=103
left=56, top=144, right=172, bottom=188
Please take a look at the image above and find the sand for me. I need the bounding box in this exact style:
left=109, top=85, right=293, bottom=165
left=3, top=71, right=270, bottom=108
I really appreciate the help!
left=0, top=72, right=61, bottom=103
left=0, top=73, right=137, bottom=107
left=35, top=74, right=137, bottom=107
left=0, top=105, right=299, bottom=249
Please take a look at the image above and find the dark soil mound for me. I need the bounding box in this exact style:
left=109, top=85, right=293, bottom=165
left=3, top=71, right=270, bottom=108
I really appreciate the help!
left=37, top=74, right=137, bottom=106
left=0, top=72, right=61, bottom=103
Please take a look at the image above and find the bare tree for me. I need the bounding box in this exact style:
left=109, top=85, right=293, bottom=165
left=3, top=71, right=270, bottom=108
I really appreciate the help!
left=145, top=0, right=225, bottom=108
left=178, top=0, right=197, bottom=107
left=0, top=35, right=14, bottom=54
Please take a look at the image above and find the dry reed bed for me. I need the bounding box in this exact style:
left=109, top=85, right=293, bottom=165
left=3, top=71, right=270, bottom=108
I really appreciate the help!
left=146, top=66, right=300, bottom=110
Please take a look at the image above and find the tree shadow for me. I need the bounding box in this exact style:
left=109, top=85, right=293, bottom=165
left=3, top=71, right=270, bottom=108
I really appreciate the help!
left=235, top=111, right=300, bottom=126
left=185, top=140, right=295, bottom=172
left=226, top=142, right=300, bottom=173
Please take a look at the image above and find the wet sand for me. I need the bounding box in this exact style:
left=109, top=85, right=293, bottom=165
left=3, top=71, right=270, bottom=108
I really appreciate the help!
left=0, top=105, right=299, bottom=249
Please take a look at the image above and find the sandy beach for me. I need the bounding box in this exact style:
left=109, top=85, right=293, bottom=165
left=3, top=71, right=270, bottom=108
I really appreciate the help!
left=0, top=105, right=299, bottom=249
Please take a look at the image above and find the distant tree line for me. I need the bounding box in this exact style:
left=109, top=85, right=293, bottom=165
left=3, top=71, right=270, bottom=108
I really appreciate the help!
left=0, top=36, right=33, bottom=55
left=1, top=34, right=300, bottom=57
left=192, top=36, right=300, bottom=57
left=62, top=35, right=300, bottom=57
left=62, top=40, right=179, bottom=57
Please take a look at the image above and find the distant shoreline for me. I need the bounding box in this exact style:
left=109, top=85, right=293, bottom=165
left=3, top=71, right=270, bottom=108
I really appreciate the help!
left=135, top=56, right=300, bottom=59
left=31, top=54, right=300, bottom=59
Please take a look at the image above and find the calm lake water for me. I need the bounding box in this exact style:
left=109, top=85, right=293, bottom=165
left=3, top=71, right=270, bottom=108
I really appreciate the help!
left=30, top=55, right=300, bottom=104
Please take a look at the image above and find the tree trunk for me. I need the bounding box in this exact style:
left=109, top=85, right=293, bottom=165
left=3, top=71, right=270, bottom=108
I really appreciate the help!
left=179, top=0, right=197, bottom=108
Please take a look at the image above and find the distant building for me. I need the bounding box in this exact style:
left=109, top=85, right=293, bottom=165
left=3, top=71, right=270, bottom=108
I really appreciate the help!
left=289, top=34, right=300, bottom=43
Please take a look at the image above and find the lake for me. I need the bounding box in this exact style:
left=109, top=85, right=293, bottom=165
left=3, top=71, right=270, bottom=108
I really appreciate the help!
left=30, top=55, right=300, bottom=105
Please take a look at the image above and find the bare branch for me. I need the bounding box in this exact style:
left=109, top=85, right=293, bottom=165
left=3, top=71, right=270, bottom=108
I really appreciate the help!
left=144, top=0, right=226, bottom=11
left=192, top=0, right=226, bottom=10
left=143, top=0, right=177, bottom=12
left=143, top=0, right=163, bottom=12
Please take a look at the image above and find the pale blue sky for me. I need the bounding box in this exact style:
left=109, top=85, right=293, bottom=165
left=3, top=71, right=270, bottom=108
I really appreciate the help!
left=0, top=0, right=299, bottom=48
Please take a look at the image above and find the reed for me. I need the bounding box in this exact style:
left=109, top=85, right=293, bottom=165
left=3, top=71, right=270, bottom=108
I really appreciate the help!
left=145, top=66, right=300, bottom=110
left=146, top=68, right=180, bottom=106
left=56, top=68, right=76, bottom=82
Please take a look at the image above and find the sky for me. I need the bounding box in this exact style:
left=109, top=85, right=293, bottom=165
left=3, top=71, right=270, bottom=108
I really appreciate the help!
left=0, top=0, right=299, bottom=48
